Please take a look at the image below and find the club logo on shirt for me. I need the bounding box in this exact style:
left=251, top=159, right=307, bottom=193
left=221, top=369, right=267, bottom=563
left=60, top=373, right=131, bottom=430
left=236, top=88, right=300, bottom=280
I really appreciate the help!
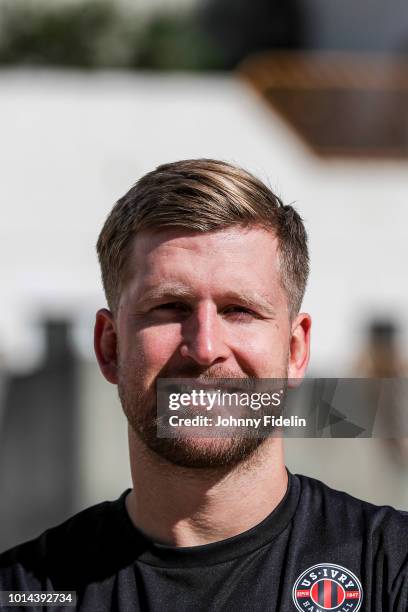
left=292, top=563, right=363, bottom=611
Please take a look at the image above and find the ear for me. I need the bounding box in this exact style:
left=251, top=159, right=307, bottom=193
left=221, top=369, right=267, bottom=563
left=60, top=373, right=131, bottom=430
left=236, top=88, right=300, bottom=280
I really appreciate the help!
left=94, top=308, right=118, bottom=384
left=287, top=313, right=312, bottom=382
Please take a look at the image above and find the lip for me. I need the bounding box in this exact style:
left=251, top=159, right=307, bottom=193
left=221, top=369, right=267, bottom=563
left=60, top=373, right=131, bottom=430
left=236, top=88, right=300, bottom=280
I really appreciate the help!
left=159, top=379, right=252, bottom=395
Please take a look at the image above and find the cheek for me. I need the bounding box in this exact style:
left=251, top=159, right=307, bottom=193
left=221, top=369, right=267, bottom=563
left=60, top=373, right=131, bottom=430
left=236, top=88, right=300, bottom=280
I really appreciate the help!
left=132, top=326, right=181, bottom=368
left=232, top=324, right=289, bottom=372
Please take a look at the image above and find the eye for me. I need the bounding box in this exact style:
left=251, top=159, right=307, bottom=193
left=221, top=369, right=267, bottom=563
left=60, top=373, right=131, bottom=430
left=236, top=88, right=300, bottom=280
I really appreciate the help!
left=153, top=302, right=190, bottom=313
left=223, top=306, right=256, bottom=320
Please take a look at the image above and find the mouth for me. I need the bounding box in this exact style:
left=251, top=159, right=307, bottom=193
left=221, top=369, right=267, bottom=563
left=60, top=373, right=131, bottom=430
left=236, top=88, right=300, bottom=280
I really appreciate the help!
left=158, top=378, right=255, bottom=395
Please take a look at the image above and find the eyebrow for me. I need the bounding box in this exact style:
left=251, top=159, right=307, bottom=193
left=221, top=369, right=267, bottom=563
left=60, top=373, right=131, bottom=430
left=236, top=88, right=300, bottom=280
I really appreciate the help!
left=136, top=282, right=195, bottom=301
left=135, top=283, right=277, bottom=317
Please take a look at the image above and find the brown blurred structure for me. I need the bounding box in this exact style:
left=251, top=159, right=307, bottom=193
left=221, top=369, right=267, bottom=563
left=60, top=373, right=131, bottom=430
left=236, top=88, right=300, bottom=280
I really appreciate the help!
left=353, top=319, right=408, bottom=465
left=0, top=320, right=78, bottom=552
left=354, top=320, right=407, bottom=378
left=240, top=51, right=408, bottom=157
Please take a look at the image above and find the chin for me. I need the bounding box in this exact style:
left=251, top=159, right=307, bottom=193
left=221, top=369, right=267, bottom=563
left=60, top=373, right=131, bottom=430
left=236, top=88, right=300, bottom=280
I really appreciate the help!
left=139, top=433, right=265, bottom=470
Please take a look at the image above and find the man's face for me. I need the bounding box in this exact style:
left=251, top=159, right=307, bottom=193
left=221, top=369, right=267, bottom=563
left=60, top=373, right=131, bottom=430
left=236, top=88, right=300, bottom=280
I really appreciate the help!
left=96, top=225, right=310, bottom=468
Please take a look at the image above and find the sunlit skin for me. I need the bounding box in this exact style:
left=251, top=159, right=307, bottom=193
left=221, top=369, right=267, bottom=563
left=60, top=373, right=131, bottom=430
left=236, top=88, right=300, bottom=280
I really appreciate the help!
left=94, top=225, right=311, bottom=546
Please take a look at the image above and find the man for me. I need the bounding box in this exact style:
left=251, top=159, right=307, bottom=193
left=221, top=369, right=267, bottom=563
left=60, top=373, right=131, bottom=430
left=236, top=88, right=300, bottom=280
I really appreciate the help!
left=0, top=159, right=407, bottom=611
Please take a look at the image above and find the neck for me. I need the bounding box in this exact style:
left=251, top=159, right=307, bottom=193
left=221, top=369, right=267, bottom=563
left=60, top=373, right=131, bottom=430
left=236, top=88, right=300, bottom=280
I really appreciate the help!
left=125, top=428, right=288, bottom=547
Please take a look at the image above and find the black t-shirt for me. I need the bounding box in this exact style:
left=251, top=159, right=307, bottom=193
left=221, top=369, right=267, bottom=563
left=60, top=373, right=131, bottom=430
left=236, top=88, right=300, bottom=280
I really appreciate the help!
left=0, top=472, right=407, bottom=611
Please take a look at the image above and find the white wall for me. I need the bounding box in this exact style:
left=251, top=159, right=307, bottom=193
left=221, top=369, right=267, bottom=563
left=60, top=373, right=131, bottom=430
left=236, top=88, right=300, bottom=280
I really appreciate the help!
left=2, top=70, right=407, bottom=509
left=1, top=70, right=407, bottom=374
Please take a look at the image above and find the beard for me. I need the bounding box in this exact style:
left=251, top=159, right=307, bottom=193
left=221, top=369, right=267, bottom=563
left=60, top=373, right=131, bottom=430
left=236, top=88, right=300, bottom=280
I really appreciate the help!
left=117, top=360, right=288, bottom=470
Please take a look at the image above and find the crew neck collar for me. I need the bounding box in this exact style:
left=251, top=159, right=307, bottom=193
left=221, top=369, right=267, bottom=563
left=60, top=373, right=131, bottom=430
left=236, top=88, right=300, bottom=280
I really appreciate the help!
left=113, top=470, right=300, bottom=569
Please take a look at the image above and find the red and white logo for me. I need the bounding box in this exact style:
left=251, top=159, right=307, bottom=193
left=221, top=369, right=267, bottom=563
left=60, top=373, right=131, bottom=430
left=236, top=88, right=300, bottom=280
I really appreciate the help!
left=292, top=563, right=363, bottom=611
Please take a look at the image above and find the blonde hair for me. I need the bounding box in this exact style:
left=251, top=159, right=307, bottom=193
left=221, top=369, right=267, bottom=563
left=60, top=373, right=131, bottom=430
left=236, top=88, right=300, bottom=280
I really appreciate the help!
left=96, top=158, right=309, bottom=319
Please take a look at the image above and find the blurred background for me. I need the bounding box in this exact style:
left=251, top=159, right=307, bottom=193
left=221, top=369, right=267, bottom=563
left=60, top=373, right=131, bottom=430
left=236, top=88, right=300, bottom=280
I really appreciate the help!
left=1, top=0, right=408, bottom=551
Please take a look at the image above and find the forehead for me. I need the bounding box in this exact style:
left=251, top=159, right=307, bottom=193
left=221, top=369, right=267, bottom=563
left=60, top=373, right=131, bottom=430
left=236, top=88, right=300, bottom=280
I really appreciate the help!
left=122, top=225, right=284, bottom=299
left=132, top=225, right=277, bottom=267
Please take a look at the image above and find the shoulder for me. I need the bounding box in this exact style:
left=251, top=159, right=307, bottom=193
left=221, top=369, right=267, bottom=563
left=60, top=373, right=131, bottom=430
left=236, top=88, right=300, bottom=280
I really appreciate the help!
left=296, top=472, right=408, bottom=523
left=291, top=474, right=408, bottom=609
left=295, top=473, right=408, bottom=561
left=0, top=492, right=129, bottom=589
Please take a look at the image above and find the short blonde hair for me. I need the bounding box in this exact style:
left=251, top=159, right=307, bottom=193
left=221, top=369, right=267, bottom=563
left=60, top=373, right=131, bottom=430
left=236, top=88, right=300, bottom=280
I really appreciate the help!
left=96, top=158, right=309, bottom=319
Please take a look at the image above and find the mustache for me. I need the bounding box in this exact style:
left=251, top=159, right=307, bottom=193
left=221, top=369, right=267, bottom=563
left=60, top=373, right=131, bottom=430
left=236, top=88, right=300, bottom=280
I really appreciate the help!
left=156, top=365, right=247, bottom=380
left=155, top=366, right=259, bottom=395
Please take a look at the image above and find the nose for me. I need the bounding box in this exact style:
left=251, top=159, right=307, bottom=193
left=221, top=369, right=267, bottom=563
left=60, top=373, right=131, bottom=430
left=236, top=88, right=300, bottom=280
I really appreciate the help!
left=179, top=302, right=230, bottom=366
